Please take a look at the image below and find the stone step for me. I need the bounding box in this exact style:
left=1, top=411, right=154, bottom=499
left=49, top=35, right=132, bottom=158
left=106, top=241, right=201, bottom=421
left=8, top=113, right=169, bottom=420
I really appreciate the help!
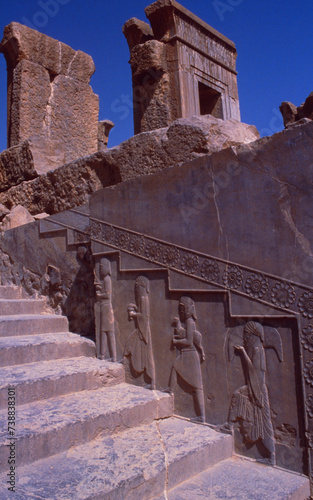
left=0, top=286, right=21, bottom=299
left=0, top=298, right=45, bottom=316
left=0, top=332, right=96, bottom=367
left=0, top=416, right=231, bottom=499
left=163, top=456, right=310, bottom=500
left=0, top=314, right=69, bottom=337
left=0, top=383, right=173, bottom=471
left=0, top=357, right=124, bottom=409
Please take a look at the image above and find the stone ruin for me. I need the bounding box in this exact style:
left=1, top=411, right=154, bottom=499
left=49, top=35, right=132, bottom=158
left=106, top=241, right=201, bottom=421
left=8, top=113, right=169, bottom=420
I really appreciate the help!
left=0, top=1, right=312, bottom=498
left=123, top=0, right=240, bottom=134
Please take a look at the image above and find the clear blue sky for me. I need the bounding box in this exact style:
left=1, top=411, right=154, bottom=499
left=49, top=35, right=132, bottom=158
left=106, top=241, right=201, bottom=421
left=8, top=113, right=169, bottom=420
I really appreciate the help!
left=0, top=0, right=312, bottom=151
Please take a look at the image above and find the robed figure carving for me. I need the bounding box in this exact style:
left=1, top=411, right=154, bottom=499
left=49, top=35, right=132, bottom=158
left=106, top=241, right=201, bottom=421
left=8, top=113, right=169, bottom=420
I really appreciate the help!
left=225, top=321, right=283, bottom=465
left=124, top=276, right=156, bottom=390
left=94, top=258, right=116, bottom=362
left=168, top=297, right=205, bottom=422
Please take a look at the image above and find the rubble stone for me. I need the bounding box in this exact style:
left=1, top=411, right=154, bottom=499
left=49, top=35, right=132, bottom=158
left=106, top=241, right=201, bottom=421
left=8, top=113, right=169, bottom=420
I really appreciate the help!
left=1, top=205, right=35, bottom=231
left=0, top=115, right=259, bottom=215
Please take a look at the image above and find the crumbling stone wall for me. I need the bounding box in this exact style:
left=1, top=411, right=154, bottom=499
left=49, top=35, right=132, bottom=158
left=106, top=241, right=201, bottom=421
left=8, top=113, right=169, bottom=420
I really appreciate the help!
left=0, top=22, right=99, bottom=170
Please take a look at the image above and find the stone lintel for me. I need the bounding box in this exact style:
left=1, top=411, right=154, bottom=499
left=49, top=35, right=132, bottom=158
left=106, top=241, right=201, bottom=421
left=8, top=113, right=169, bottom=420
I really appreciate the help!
left=0, top=22, right=95, bottom=83
left=145, top=0, right=236, bottom=51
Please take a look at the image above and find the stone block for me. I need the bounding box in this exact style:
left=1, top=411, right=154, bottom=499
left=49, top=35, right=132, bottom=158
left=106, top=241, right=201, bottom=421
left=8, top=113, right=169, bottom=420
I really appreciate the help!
left=98, top=119, right=114, bottom=151
left=47, top=75, right=99, bottom=163
left=130, top=39, right=167, bottom=79
left=0, top=313, right=68, bottom=337
left=0, top=22, right=95, bottom=83
left=0, top=22, right=99, bottom=164
left=0, top=332, right=96, bottom=367
left=0, top=115, right=258, bottom=216
left=166, top=456, right=310, bottom=499
left=0, top=357, right=124, bottom=411
left=0, top=298, right=45, bottom=316
left=0, top=383, right=171, bottom=471
left=1, top=205, right=35, bottom=231
left=123, top=17, right=154, bottom=51
left=0, top=141, right=37, bottom=192
left=9, top=59, right=51, bottom=146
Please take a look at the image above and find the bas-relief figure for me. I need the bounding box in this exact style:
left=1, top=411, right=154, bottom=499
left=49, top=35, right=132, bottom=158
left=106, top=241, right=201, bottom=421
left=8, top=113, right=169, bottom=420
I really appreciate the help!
left=168, top=296, right=206, bottom=422
left=124, top=275, right=156, bottom=390
left=224, top=321, right=283, bottom=465
left=94, top=258, right=116, bottom=362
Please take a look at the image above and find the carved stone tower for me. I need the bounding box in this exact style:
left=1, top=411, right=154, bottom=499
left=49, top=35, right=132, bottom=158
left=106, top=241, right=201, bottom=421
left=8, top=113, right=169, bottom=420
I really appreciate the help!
left=123, top=0, right=240, bottom=134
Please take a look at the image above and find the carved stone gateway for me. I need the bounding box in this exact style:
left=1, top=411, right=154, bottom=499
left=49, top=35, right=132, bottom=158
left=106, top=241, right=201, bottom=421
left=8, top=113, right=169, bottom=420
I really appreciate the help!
left=123, top=0, right=240, bottom=134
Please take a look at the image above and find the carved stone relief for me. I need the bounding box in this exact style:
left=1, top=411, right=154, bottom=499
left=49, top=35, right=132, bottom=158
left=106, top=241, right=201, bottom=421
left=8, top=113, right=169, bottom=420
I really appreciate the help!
left=94, top=258, right=116, bottom=361
left=123, top=275, right=156, bottom=390
left=223, top=321, right=283, bottom=465
left=168, top=296, right=205, bottom=422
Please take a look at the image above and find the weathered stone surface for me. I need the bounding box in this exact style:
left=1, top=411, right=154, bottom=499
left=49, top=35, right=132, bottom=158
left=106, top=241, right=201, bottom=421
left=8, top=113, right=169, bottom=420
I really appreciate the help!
left=0, top=313, right=67, bottom=337
left=0, top=141, right=36, bottom=191
left=0, top=154, right=120, bottom=215
left=280, top=91, right=313, bottom=128
left=130, top=39, right=167, bottom=79
left=279, top=101, right=298, bottom=127
left=0, top=22, right=95, bottom=82
left=123, top=17, right=154, bottom=51
left=298, top=91, right=313, bottom=120
left=0, top=356, right=125, bottom=410
left=0, top=138, right=67, bottom=192
left=0, top=115, right=258, bottom=216
left=0, top=332, right=96, bottom=367
left=124, top=1, right=240, bottom=133
left=165, top=456, right=310, bottom=499
left=1, top=204, right=34, bottom=230
left=98, top=119, right=114, bottom=150
left=0, top=204, right=9, bottom=220
left=0, top=417, right=231, bottom=500
left=27, top=135, right=67, bottom=174
left=45, top=75, right=99, bottom=163
left=0, top=22, right=99, bottom=164
left=9, top=59, right=51, bottom=146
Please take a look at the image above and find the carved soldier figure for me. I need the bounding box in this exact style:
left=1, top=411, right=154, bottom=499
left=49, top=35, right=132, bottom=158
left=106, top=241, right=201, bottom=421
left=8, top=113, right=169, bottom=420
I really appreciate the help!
left=94, top=258, right=116, bottom=362
left=124, top=275, right=156, bottom=390
left=168, top=296, right=205, bottom=422
left=224, top=321, right=283, bottom=465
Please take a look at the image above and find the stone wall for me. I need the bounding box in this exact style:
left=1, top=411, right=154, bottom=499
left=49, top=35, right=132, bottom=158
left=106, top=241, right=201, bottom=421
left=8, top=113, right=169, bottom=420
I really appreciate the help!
left=0, top=115, right=258, bottom=219
left=1, top=120, right=312, bottom=478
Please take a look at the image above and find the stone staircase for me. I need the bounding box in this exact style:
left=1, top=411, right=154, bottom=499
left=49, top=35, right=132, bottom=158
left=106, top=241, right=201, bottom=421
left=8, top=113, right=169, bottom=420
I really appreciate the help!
left=0, top=286, right=310, bottom=499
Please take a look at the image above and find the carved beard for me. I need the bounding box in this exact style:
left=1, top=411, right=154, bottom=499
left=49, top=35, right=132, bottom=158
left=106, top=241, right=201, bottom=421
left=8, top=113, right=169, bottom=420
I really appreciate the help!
left=244, top=333, right=261, bottom=357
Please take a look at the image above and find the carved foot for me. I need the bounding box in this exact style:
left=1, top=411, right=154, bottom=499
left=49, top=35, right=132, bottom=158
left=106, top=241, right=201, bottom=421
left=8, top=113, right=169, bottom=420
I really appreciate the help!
left=190, top=416, right=206, bottom=423
left=164, top=387, right=174, bottom=395
left=218, top=422, right=233, bottom=434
